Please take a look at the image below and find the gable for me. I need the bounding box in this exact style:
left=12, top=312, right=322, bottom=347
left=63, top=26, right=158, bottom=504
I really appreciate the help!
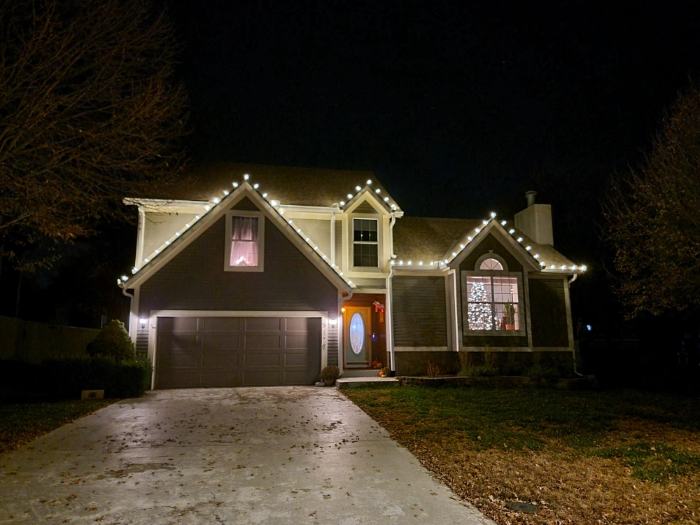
left=353, top=201, right=379, bottom=214
left=458, top=233, right=524, bottom=272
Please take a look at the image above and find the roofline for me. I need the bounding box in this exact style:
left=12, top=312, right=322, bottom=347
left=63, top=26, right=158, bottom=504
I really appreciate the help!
left=119, top=182, right=353, bottom=292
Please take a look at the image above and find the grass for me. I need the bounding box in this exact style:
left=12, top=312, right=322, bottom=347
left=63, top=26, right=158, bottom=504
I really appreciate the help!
left=344, top=386, right=700, bottom=525
left=0, top=399, right=114, bottom=456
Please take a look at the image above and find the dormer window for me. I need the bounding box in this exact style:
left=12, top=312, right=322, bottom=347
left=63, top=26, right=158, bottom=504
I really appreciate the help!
left=353, top=218, right=378, bottom=267
left=225, top=211, right=264, bottom=272
left=479, top=258, right=503, bottom=270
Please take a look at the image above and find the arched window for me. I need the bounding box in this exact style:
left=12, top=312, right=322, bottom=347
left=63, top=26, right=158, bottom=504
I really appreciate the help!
left=479, top=257, right=503, bottom=271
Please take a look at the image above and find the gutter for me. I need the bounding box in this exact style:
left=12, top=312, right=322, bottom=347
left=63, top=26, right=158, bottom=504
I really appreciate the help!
left=385, top=212, right=399, bottom=372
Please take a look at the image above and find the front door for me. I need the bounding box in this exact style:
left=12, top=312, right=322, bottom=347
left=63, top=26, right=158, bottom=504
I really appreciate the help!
left=344, top=306, right=371, bottom=367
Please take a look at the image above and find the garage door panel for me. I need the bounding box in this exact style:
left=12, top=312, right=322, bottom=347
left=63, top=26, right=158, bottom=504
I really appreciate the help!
left=204, top=317, right=241, bottom=331
left=244, top=352, right=282, bottom=367
left=171, top=317, right=198, bottom=331
left=283, top=370, right=309, bottom=385
left=244, top=334, right=281, bottom=350
left=244, top=317, right=281, bottom=331
left=283, top=352, right=308, bottom=367
left=156, top=315, right=322, bottom=388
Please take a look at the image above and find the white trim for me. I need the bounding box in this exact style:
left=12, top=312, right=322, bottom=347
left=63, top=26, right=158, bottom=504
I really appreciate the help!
left=136, top=207, right=146, bottom=267
left=350, top=216, right=381, bottom=272
left=449, top=220, right=541, bottom=273
left=146, top=310, right=331, bottom=390
left=224, top=210, right=265, bottom=272
left=122, top=183, right=352, bottom=292
left=394, top=346, right=449, bottom=352
left=128, top=287, right=140, bottom=344
left=344, top=187, right=392, bottom=216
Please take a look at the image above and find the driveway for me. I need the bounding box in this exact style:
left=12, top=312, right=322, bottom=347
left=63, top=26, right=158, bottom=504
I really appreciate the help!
left=0, top=387, right=493, bottom=524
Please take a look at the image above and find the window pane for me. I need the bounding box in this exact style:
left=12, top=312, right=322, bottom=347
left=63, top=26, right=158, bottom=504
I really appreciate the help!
left=494, top=303, right=519, bottom=330
left=479, top=258, right=503, bottom=270
left=353, top=243, right=378, bottom=267
left=231, top=215, right=259, bottom=266
left=353, top=219, right=378, bottom=242
left=492, top=276, right=518, bottom=303
left=466, top=276, right=492, bottom=302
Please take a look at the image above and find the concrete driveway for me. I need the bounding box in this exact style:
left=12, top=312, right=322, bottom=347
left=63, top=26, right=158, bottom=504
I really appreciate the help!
left=0, top=387, right=493, bottom=524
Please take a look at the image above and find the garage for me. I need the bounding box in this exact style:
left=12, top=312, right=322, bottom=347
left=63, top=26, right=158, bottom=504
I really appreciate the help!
left=154, top=315, right=322, bottom=388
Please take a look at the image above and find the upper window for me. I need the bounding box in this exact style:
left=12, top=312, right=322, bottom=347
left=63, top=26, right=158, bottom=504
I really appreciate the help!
left=479, top=257, right=503, bottom=270
left=225, top=211, right=264, bottom=272
left=353, top=218, right=378, bottom=267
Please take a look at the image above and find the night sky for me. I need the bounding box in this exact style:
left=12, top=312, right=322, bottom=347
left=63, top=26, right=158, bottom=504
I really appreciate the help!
left=7, top=0, right=700, bottom=328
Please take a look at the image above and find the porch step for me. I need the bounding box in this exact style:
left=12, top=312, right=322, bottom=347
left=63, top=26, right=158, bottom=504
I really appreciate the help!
left=336, top=377, right=399, bottom=389
left=341, top=369, right=383, bottom=378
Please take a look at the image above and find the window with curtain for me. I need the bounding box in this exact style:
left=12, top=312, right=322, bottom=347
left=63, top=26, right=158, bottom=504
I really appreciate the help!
left=230, top=215, right=259, bottom=267
left=353, top=218, right=378, bottom=267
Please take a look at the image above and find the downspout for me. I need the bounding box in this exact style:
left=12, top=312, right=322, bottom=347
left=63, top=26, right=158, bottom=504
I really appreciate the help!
left=386, top=213, right=398, bottom=372
left=448, top=268, right=459, bottom=352
left=121, top=287, right=136, bottom=343
left=330, top=208, right=336, bottom=265
left=338, top=289, right=354, bottom=377
left=567, top=273, right=584, bottom=377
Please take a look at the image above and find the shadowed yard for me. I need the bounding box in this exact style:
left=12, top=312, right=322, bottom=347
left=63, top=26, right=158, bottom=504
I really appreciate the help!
left=0, top=400, right=114, bottom=455
left=343, top=386, right=700, bottom=525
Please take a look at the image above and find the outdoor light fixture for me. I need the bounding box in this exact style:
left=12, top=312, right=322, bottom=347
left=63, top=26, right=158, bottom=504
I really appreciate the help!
left=329, top=318, right=338, bottom=326
left=139, top=318, right=147, bottom=329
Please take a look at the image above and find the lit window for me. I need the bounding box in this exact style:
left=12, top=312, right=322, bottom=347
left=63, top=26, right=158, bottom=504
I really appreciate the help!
left=353, top=218, right=378, bottom=267
left=465, top=274, right=521, bottom=331
left=225, top=211, right=264, bottom=271
left=479, top=257, right=503, bottom=270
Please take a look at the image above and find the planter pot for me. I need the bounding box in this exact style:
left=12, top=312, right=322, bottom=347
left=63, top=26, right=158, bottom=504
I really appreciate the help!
left=505, top=324, right=515, bottom=330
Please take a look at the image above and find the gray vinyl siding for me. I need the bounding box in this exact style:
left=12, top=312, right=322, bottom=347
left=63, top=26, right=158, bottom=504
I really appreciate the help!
left=529, top=278, right=569, bottom=347
left=136, top=327, right=149, bottom=356
left=138, top=199, right=340, bottom=365
left=392, top=276, right=447, bottom=347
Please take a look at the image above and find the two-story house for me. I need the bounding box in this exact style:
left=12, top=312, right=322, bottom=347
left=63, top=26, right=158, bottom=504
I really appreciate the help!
left=118, top=163, right=586, bottom=388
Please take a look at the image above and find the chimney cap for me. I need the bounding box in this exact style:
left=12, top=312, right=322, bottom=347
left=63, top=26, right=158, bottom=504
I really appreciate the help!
left=526, top=191, right=537, bottom=207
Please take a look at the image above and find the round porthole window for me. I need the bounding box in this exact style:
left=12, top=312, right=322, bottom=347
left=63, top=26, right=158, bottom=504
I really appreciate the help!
left=349, top=313, right=365, bottom=355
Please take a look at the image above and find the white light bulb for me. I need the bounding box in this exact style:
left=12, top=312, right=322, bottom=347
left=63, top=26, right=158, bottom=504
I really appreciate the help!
left=305, top=237, right=310, bottom=242
left=232, top=182, right=239, bottom=188
left=314, top=246, right=318, bottom=251
left=262, top=192, right=268, bottom=198
left=223, top=190, right=229, bottom=196
left=384, top=197, right=389, bottom=202
left=482, top=220, right=489, bottom=226
left=340, top=200, right=345, bottom=206
left=144, top=258, right=149, bottom=263
left=391, top=203, right=396, bottom=209
left=540, top=261, right=546, bottom=266
left=581, top=265, right=587, bottom=271
left=296, top=228, right=301, bottom=233
left=185, top=224, right=190, bottom=228
left=561, top=265, right=567, bottom=270
left=490, top=212, right=496, bottom=218
left=391, top=260, right=395, bottom=265
left=407, top=260, right=412, bottom=265
left=212, top=197, right=220, bottom=204
left=348, top=280, right=353, bottom=285
left=418, top=261, right=423, bottom=266
left=253, top=183, right=259, bottom=189
left=375, top=188, right=381, bottom=194
left=347, top=194, right=353, bottom=199
left=443, top=259, right=448, bottom=264
left=475, top=228, right=481, bottom=233
left=534, top=254, right=540, bottom=259
left=468, top=236, right=473, bottom=241
left=509, top=229, right=515, bottom=234
left=175, top=232, right=181, bottom=236
left=517, top=237, right=523, bottom=242
left=270, top=200, right=278, bottom=206
left=195, top=215, right=200, bottom=220
left=501, top=220, right=507, bottom=226
left=399, top=260, right=404, bottom=266
left=244, top=174, right=250, bottom=180
left=322, top=255, right=327, bottom=259
left=155, top=249, right=159, bottom=254
left=121, top=275, right=128, bottom=281
left=165, top=241, right=170, bottom=245
left=525, top=245, right=531, bottom=251
left=367, top=179, right=372, bottom=185
left=339, top=272, right=343, bottom=276
left=279, top=209, right=284, bottom=215
left=572, top=265, right=577, bottom=270
left=205, top=205, right=210, bottom=211
left=460, top=244, right=465, bottom=249
left=288, top=219, right=293, bottom=224
left=355, top=185, right=361, bottom=191
left=132, top=267, right=138, bottom=274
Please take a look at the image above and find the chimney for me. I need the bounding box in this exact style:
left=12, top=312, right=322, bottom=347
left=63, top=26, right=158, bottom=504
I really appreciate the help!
left=514, top=191, right=553, bottom=246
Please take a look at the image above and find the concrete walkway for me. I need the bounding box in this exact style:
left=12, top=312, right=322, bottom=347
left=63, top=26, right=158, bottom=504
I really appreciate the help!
left=0, top=387, right=493, bottom=524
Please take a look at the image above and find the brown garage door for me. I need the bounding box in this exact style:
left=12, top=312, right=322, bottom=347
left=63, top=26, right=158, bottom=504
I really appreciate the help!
left=154, top=316, right=322, bottom=388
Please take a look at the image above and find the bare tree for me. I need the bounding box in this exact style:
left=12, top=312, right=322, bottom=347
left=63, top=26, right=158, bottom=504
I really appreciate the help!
left=0, top=0, right=188, bottom=270
left=603, top=83, right=700, bottom=317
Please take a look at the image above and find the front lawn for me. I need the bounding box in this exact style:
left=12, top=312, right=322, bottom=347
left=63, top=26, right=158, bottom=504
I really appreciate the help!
left=343, top=387, right=700, bottom=525
left=0, top=399, right=114, bottom=456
